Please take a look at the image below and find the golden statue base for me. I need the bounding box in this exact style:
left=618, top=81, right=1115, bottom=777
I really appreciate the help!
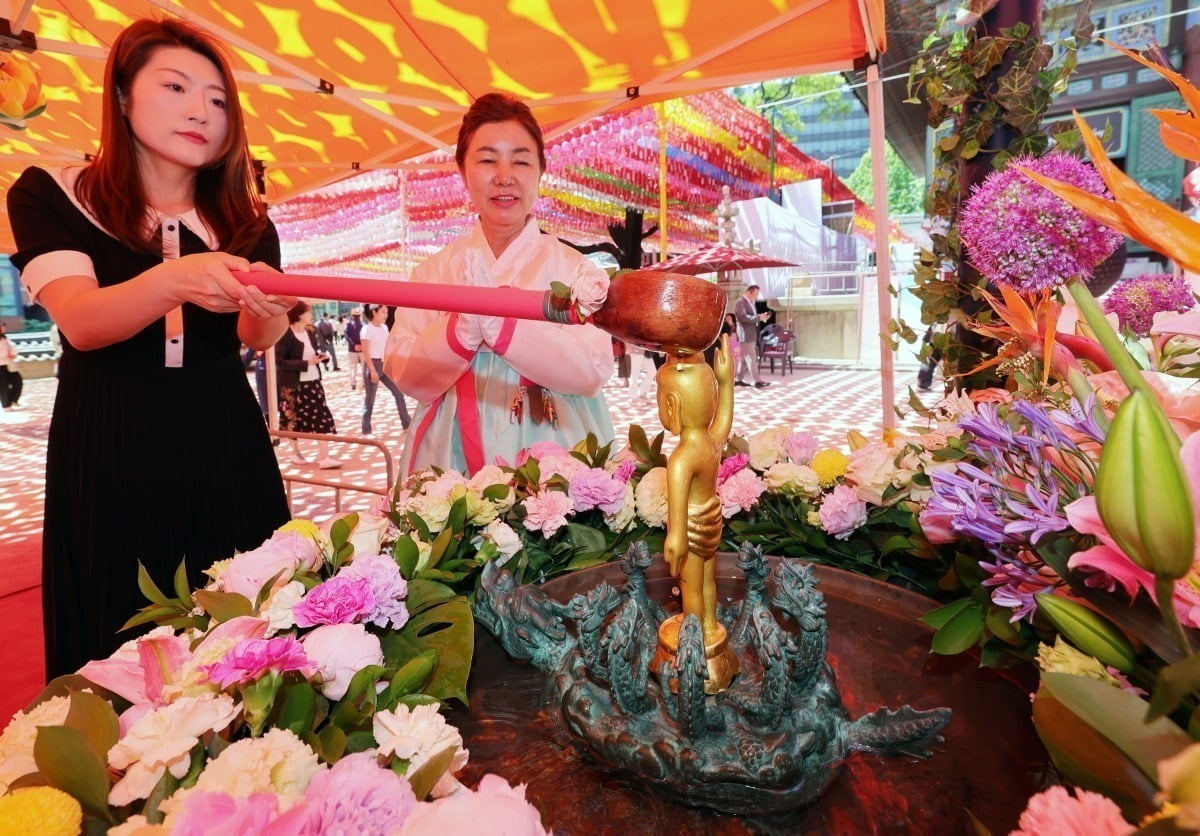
left=651, top=614, right=740, bottom=695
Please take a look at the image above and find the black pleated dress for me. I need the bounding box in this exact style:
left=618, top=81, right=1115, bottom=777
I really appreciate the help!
left=8, top=167, right=290, bottom=679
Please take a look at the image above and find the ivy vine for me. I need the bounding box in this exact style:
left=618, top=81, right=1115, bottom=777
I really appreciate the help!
left=900, top=0, right=1097, bottom=388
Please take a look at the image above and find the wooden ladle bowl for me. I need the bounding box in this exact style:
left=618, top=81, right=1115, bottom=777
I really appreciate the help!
left=591, top=270, right=726, bottom=355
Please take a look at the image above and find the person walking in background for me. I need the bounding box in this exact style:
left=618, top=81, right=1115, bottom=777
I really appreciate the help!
left=276, top=301, right=340, bottom=468
left=733, top=284, right=770, bottom=389
left=385, top=93, right=613, bottom=475
left=627, top=342, right=657, bottom=403
left=316, top=311, right=339, bottom=371
left=335, top=314, right=346, bottom=345
left=917, top=325, right=944, bottom=392
left=6, top=17, right=294, bottom=677
left=361, top=303, right=410, bottom=436
left=344, top=306, right=363, bottom=391
left=0, top=322, right=22, bottom=409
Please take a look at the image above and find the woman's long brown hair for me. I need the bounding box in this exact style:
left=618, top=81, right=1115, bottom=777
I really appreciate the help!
left=76, top=18, right=267, bottom=256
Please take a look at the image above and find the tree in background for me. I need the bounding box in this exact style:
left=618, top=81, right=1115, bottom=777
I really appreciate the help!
left=844, top=143, right=926, bottom=215
left=730, top=74, right=851, bottom=139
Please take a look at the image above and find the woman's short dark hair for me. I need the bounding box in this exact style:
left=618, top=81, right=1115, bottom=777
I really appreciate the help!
left=287, top=300, right=310, bottom=324
left=455, top=93, right=545, bottom=172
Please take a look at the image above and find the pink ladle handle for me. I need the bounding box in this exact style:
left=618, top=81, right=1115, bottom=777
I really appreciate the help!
left=231, top=271, right=555, bottom=321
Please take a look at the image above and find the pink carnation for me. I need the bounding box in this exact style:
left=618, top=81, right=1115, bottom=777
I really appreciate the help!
left=614, top=460, right=637, bottom=482
left=293, top=576, right=375, bottom=627
left=1012, top=786, right=1133, bottom=836
left=568, top=467, right=627, bottom=514
left=521, top=490, right=574, bottom=537
left=202, top=636, right=314, bottom=689
left=818, top=484, right=868, bottom=539
left=398, top=774, right=549, bottom=835
left=717, top=453, right=749, bottom=486
left=783, top=431, right=818, bottom=465
left=717, top=468, right=766, bottom=517
left=338, top=554, right=409, bottom=630
left=304, top=751, right=416, bottom=833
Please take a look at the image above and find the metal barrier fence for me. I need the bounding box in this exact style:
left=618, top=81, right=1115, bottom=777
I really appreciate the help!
left=268, top=429, right=394, bottom=516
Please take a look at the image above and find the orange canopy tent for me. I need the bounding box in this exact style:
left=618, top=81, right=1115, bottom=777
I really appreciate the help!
left=0, top=0, right=896, bottom=425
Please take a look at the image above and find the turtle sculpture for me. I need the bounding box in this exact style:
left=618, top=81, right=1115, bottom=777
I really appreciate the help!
left=474, top=542, right=953, bottom=815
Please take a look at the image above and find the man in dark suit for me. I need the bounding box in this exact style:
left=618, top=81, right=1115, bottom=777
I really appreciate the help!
left=316, top=313, right=339, bottom=371
left=733, top=285, right=770, bottom=388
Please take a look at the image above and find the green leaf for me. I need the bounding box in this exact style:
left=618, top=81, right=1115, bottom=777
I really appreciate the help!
left=1032, top=686, right=1160, bottom=823
left=393, top=536, right=420, bottom=578
left=920, top=598, right=973, bottom=630
left=275, top=678, right=318, bottom=736
left=427, top=527, right=453, bottom=571
left=1147, top=652, right=1200, bottom=722
left=136, top=562, right=171, bottom=607
left=404, top=745, right=458, bottom=801
left=482, top=483, right=511, bottom=502
left=318, top=724, right=347, bottom=763
left=172, top=560, right=194, bottom=609
left=64, top=691, right=120, bottom=757
left=330, top=512, right=359, bottom=553
left=380, top=650, right=439, bottom=708
left=1041, top=672, right=1192, bottom=782
left=33, top=726, right=113, bottom=819
left=929, top=602, right=983, bottom=655
left=564, top=522, right=607, bottom=555
left=405, top=579, right=457, bottom=616
left=344, top=730, right=378, bottom=754
left=142, top=762, right=182, bottom=824
left=393, top=693, right=442, bottom=710
left=192, top=589, right=253, bottom=622
left=380, top=598, right=474, bottom=704
left=445, top=496, right=468, bottom=536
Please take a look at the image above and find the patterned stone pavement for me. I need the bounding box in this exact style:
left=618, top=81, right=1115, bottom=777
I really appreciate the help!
left=0, top=357, right=939, bottom=549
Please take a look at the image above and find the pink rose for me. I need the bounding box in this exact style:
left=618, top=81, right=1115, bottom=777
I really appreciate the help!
left=221, top=531, right=322, bottom=600
left=917, top=505, right=958, bottom=545
left=521, top=490, right=574, bottom=537
left=518, top=441, right=569, bottom=466
left=568, top=468, right=627, bottom=514
left=399, top=774, right=549, bottom=835
left=818, top=484, right=868, bottom=539
left=613, top=460, right=637, bottom=482
left=570, top=269, right=609, bottom=317
left=717, top=468, right=767, bottom=518
left=845, top=442, right=898, bottom=506
left=783, top=431, right=818, bottom=465
left=301, top=623, right=383, bottom=701
left=293, top=576, right=376, bottom=627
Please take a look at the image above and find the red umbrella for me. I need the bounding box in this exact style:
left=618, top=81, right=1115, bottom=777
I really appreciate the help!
left=656, top=244, right=801, bottom=276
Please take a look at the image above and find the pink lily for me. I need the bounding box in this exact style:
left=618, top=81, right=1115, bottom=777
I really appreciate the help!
left=1088, top=370, right=1200, bottom=438
left=78, top=628, right=191, bottom=732
left=1065, top=432, right=1200, bottom=629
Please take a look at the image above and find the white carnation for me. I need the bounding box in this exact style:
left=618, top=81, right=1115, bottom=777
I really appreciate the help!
left=634, top=467, right=669, bottom=528
left=0, top=695, right=72, bottom=795
left=374, top=703, right=469, bottom=798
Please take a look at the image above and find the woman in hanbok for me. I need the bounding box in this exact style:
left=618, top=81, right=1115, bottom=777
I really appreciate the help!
left=386, top=93, right=614, bottom=475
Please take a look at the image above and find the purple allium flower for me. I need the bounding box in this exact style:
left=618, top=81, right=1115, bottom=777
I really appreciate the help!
left=293, top=575, right=376, bottom=627
left=717, top=452, right=750, bottom=486
left=959, top=152, right=1123, bottom=292
left=202, top=636, right=314, bottom=689
left=1102, top=272, right=1196, bottom=337
left=338, top=553, right=410, bottom=630
left=304, top=751, right=417, bottom=832
left=568, top=467, right=627, bottom=515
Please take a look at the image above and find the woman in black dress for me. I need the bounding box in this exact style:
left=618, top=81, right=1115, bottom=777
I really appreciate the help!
left=6, top=19, right=295, bottom=679
left=275, top=300, right=341, bottom=469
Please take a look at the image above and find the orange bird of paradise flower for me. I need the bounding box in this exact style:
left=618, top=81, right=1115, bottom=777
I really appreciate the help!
left=964, top=285, right=1112, bottom=385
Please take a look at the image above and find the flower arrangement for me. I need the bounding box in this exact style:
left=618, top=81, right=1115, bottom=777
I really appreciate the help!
left=0, top=516, right=549, bottom=834
left=913, top=40, right=1200, bottom=832
left=385, top=424, right=959, bottom=598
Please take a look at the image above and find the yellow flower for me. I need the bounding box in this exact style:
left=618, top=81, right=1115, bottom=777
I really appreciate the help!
left=1157, top=743, right=1200, bottom=830
left=1035, top=637, right=1120, bottom=685
left=0, top=787, right=82, bottom=836
left=278, top=518, right=321, bottom=540
left=810, top=449, right=850, bottom=487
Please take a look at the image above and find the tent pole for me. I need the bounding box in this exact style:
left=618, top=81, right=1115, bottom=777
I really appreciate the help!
left=657, top=102, right=668, bottom=262
left=866, top=61, right=894, bottom=432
